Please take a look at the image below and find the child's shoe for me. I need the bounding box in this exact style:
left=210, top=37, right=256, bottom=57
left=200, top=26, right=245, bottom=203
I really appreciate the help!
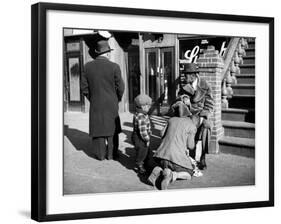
left=148, top=166, right=163, bottom=186
left=136, top=164, right=146, bottom=174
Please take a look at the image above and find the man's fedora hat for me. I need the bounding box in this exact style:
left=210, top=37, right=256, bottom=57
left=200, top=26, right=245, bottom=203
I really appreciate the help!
left=183, top=63, right=200, bottom=73
left=94, top=40, right=113, bottom=55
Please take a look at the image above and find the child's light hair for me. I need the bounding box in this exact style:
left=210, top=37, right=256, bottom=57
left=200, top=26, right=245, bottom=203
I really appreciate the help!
left=134, top=94, right=152, bottom=108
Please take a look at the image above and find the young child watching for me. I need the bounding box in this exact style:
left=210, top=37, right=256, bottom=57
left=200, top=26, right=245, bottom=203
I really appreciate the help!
left=131, top=94, right=152, bottom=174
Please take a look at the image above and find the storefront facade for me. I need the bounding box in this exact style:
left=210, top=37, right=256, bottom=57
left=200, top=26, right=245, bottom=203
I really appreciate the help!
left=63, top=29, right=230, bottom=115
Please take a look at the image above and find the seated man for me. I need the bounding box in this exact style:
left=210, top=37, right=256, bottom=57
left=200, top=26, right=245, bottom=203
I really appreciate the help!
left=148, top=103, right=199, bottom=190
left=178, top=63, right=214, bottom=170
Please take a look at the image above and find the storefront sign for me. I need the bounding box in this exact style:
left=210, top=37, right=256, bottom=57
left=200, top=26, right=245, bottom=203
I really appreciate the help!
left=183, top=41, right=227, bottom=63
left=180, top=37, right=230, bottom=62
left=184, top=45, right=200, bottom=63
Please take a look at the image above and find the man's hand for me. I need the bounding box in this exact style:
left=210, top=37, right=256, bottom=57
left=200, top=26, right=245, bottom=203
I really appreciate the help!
left=146, top=141, right=150, bottom=147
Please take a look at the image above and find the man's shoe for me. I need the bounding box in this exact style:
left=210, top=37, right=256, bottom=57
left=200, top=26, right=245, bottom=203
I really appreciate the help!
left=161, top=168, right=173, bottom=190
left=148, top=166, right=163, bottom=186
left=197, top=160, right=207, bottom=170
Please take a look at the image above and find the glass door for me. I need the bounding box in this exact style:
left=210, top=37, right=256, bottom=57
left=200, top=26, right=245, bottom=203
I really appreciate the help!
left=145, top=48, right=159, bottom=102
left=145, top=47, right=175, bottom=114
left=160, top=47, right=175, bottom=105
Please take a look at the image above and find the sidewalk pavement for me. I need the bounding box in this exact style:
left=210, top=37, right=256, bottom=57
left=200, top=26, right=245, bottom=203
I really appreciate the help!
left=63, top=112, right=255, bottom=195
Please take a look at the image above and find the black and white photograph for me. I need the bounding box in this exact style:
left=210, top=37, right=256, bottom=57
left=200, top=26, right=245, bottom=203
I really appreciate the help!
left=30, top=2, right=274, bottom=221
left=63, top=29, right=256, bottom=194
left=1, top=0, right=280, bottom=223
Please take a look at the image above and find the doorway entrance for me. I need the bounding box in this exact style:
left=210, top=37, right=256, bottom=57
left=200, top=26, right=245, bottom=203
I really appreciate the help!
left=64, top=40, right=85, bottom=112
left=145, top=47, right=175, bottom=114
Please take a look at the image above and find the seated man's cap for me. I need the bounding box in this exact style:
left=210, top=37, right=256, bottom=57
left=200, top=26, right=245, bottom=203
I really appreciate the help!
left=183, top=63, right=200, bottom=73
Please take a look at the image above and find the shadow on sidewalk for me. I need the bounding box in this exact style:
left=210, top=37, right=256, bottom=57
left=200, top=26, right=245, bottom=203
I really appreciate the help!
left=64, top=126, right=98, bottom=159
left=65, top=125, right=161, bottom=187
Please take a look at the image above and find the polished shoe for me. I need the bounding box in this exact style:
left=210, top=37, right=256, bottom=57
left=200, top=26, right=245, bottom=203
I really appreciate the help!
left=161, top=168, right=173, bottom=190
left=197, top=160, right=207, bottom=170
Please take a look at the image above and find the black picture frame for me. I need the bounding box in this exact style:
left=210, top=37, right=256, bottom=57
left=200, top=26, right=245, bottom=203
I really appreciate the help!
left=31, top=2, right=274, bottom=222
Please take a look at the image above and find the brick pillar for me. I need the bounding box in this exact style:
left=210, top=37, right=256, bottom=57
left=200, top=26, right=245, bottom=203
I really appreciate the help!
left=197, top=46, right=224, bottom=154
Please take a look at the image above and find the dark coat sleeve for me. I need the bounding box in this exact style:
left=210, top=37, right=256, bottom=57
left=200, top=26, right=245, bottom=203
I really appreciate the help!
left=114, top=64, right=125, bottom=102
left=81, top=70, right=90, bottom=100
left=199, top=83, right=214, bottom=119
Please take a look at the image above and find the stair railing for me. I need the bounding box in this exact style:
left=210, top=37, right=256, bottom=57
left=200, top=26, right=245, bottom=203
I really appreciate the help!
left=221, top=37, right=248, bottom=108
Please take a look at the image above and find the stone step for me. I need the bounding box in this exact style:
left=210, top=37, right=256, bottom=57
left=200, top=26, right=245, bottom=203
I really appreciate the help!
left=242, top=56, right=255, bottom=64
left=247, top=41, right=255, bottom=49
left=229, top=94, right=255, bottom=109
left=239, top=64, right=255, bottom=74
left=245, top=47, right=255, bottom=56
left=236, top=74, right=255, bottom=84
left=222, top=120, right=255, bottom=138
left=247, top=38, right=255, bottom=42
left=219, top=136, right=255, bottom=157
left=222, top=108, right=255, bottom=123
left=222, top=108, right=248, bottom=122
left=232, top=84, right=255, bottom=95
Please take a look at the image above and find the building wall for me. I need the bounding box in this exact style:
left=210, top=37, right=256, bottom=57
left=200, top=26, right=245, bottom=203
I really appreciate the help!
left=109, top=38, right=130, bottom=113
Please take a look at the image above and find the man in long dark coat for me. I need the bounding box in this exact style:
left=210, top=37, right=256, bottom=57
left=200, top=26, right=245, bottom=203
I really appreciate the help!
left=178, top=63, right=214, bottom=170
left=81, top=39, right=125, bottom=160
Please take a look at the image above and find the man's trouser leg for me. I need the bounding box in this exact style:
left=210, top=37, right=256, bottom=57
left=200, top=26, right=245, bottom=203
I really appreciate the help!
left=199, top=125, right=211, bottom=169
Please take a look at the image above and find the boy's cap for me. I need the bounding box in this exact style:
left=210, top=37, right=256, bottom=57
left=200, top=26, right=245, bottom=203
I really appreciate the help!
left=134, top=94, right=152, bottom=107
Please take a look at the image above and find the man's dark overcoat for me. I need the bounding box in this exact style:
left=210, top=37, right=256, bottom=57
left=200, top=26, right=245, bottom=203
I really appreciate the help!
left=179, top=77, right=214, bottom=120
left=81, top=56, right=125, bottom=137
left=179, top=76, right=214, bottom=169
